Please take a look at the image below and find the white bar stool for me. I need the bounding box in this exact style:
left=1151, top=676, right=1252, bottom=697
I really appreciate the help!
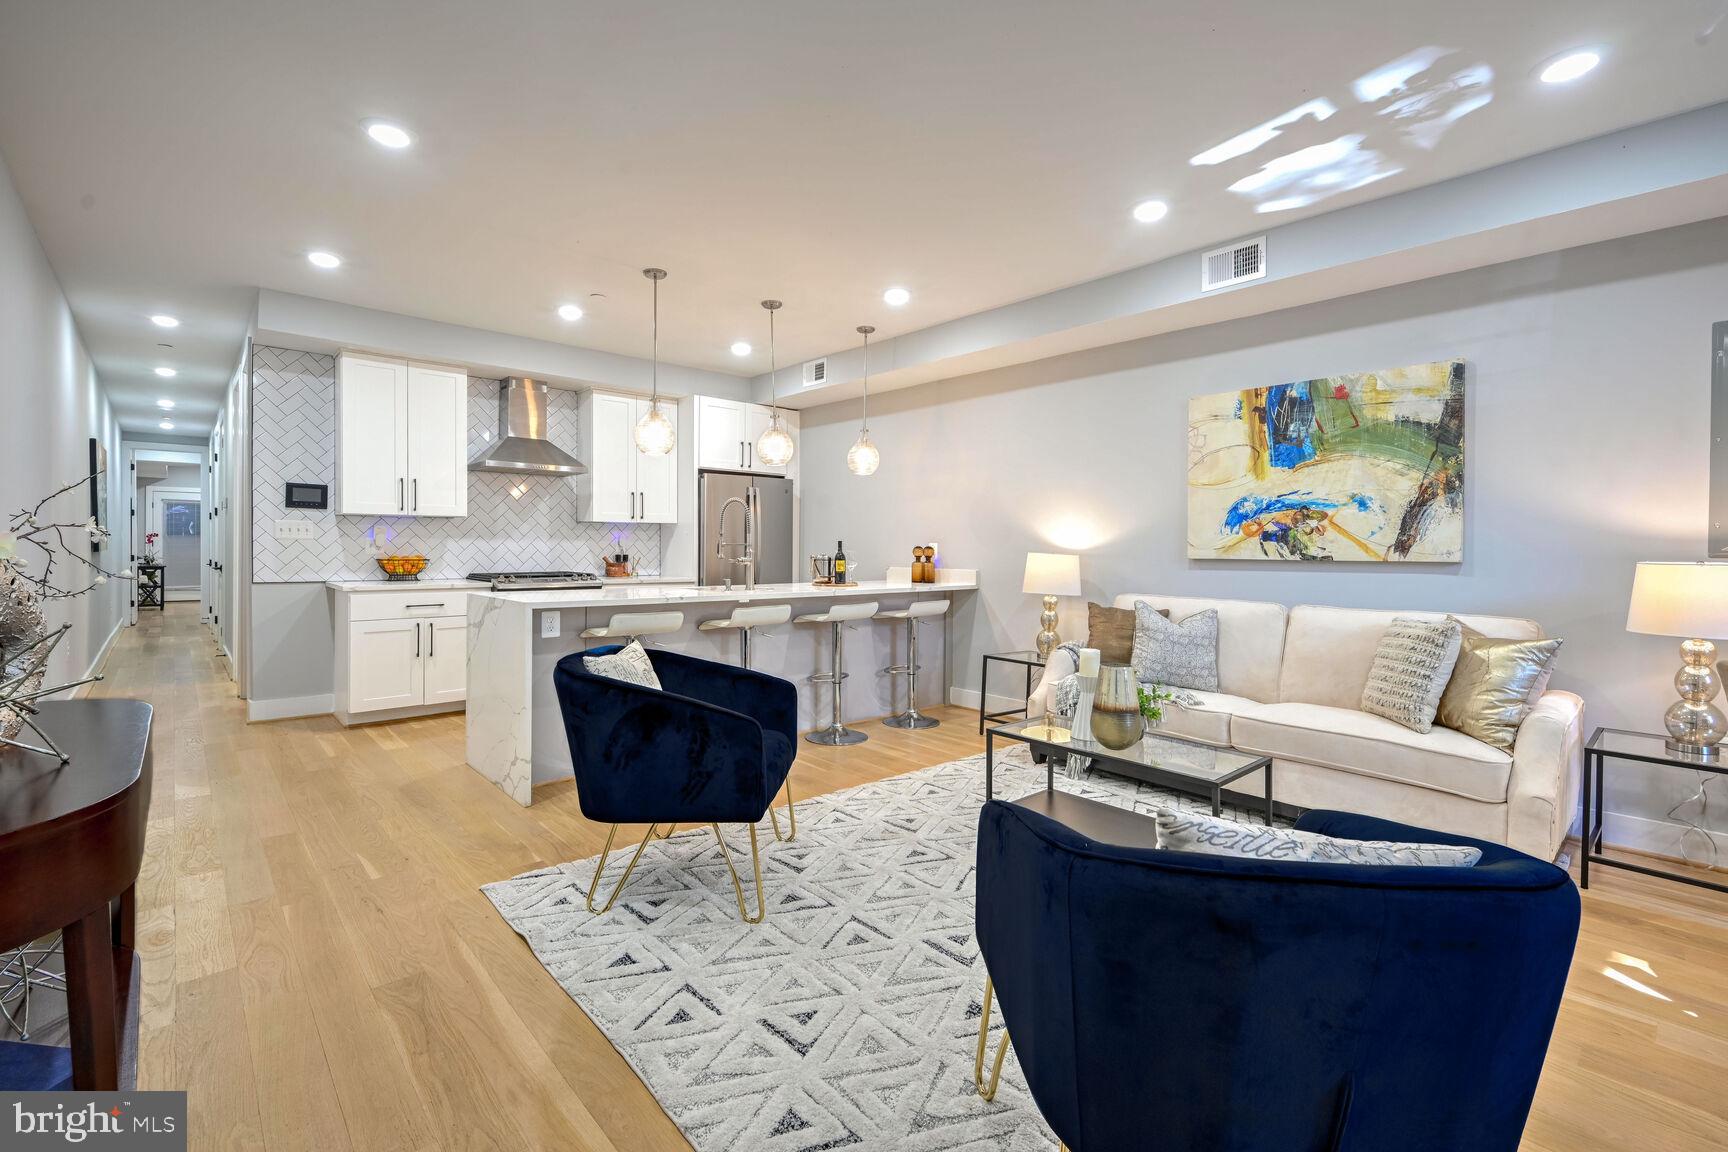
left=795, top=600, right=880, bottom=746
left=698, top=604, right=791, bottom=670
left=580, top=610, right=686, bottom=643
left=877, top=599, right=950, bottom=729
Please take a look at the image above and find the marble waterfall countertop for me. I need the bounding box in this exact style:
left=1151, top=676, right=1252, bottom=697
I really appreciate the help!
left=467, top=570, right=978, bottom=611
left=324, top=574, right=688, bottom=592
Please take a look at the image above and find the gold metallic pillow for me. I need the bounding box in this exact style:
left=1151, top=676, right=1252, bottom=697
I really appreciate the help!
left=1436, top=624, right=1563, bottom=750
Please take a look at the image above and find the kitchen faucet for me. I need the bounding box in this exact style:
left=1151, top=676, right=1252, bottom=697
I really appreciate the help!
left=715, top=485, right=759, bottom=590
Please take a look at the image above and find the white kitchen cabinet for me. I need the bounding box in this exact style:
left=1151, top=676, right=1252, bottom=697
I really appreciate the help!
left=693, top=395, right=796, bottom=475
left=336, top=353, right=469, bottom=517
left=333, top=587, right=470, bottom=723
left=576, top=391, right=679, bottom=524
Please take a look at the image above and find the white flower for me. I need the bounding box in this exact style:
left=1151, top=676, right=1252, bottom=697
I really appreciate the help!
left=93, top=573, right=107, bottom=586
left=23, top=514, right=38, bottom=528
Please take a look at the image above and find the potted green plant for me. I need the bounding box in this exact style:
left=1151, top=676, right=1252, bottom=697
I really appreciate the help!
left=1138, top=683, right=1175, bottom=730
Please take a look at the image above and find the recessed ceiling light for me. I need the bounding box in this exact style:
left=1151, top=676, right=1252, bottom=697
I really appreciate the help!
left=159, top=420, right=175, bottom=430
left=362, top=119, right=414, bottom=149
left=154, top=366, right=176, bottom=377
left=150, top=314, right=179, bottom=328
left=157, top=399, right=175, bottom=409
left=557, top=303, right=584, bottom=322
left=883, top=287, right=911, bottom=307
left=1539, top=49, right=1601, bottom=84
left=307, top=250, right=342, bottom=269
left=730, top=341, right=752, bottom=357
left=1132, top=199, right=1170, bottom=223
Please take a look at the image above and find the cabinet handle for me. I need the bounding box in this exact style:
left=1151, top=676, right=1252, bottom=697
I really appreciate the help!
left=414, top=621, right=421, bottom=658
left=405, top=603, right=445, bottom=610
left=413, top=478, right=418, bottom=511
left=398, top=478, right=404, bottom=511
left=428, top=621, right=435, bottom=658
left=739, top=441, right=745, bottom=467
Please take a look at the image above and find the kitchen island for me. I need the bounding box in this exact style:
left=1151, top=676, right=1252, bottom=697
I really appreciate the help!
left=465, top=569, right=977, bottom=804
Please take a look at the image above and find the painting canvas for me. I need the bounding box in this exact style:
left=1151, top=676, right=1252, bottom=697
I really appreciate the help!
left=1186, top=359, right=1465, bottom=562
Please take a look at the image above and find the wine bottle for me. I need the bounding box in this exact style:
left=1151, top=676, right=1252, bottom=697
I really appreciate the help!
left=834, top=541, right=847, bottom=584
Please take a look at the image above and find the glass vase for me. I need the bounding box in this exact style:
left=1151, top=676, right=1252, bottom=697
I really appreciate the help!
left=1091, top=663, right=1143, bottom=750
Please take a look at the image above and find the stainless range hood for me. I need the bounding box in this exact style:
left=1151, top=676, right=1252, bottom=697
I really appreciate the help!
left=467, top=378, right=586, bottom=475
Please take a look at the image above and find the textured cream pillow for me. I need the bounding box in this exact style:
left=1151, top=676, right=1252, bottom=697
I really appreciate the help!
left=582, top=639, right=661, bottom=690
left=1155, top=808, right=1482, bottom=867
left=1360, top=616, right=1463, bottom=733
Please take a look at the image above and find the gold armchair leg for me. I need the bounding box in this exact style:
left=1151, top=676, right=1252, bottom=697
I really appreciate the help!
left=975, top=975, right=1011, bottom=1102
left=767, top=771, right=797, bottom=842
left=710, top=822, right=767, bottom=923
left=659, top=823, right=678, bottom=839
left=585, top=823, right=659, bottom=914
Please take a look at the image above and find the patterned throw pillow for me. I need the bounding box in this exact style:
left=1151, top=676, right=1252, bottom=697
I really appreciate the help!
left=1155, top=809, right=1482, bottom=867
left=1360, top=616, right=1463, bottom=733
left=1130, top=603, right=1219, bottom=691
left=582, top=639, right=661, bottom=690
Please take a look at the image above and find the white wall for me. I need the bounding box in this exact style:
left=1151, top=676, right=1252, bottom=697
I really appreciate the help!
left=799, top=217, right=1728, bottom=851
left=0, top=147, right=125, bottom=689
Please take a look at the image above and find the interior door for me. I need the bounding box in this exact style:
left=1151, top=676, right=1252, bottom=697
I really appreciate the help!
left=634, top=399, right=678, bottom=522
left=338, top=354, right=408, bottom=514
left=347, top=618, right=424, bottom=711
left=146, top=486, right=203, bottom=601
left=697, top=396, right=747, bottom=470
left=422, top=616, right=468, bottom=706
left=588, top=392, right=636, bottom=521
left=406, top=362, right=469, bottom=516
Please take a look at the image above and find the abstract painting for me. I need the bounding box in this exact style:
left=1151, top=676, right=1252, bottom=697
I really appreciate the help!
left=1186, top=359, right=1465, bottom=562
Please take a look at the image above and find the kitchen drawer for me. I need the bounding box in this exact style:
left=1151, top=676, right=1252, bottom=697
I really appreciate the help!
left=346, top=589, right=470, bottom=621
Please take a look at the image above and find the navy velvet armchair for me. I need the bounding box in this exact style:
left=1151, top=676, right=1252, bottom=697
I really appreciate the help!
left=553, top=646, right=798, bottom=922
left=974, top=801, right=1580, bottom=1152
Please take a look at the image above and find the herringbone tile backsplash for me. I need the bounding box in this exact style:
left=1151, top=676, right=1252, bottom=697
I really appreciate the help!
left=251, top=346, right=663, bottom=583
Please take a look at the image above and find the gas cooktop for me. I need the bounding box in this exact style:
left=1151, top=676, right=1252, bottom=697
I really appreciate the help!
left=466, top=570, right=603, bottom=591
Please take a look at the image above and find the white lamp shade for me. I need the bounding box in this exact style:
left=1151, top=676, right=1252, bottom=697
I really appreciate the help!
left=1626, top=561, right=1728, bottom=638
left=1022, top=551, right=1081, bottom=597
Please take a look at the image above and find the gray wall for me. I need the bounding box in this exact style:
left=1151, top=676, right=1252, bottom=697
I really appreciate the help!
left=0, top=147, right=126, bottom=686
left=798, top=217, right=1728, bottom=853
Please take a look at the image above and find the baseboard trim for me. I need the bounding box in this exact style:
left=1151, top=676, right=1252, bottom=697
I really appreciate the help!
left=71, top=614, right=127, bottom=698
left=1598, top=809, right=1728, bottom=869
left=247, top=693, right=335, bottom=722
left=947, top=686, right=1029, bottom=716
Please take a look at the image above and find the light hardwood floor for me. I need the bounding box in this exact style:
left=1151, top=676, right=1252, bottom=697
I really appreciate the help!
left=87, top=605, right=1728, bottom=1150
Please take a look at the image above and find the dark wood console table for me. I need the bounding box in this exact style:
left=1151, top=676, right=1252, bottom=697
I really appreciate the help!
left=0, top=699, right=152, bottom=1089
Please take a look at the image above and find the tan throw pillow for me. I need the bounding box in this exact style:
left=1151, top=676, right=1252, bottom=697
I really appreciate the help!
left=1087, top=601, right=1160, bottom=665
left=1360, top=616, right=1463, bottom=733
left=1437, top=625, right=1564, bottom=750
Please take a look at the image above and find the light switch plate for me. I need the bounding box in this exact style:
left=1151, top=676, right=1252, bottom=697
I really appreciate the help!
left=272, top=519, right=315, bottom=540
left=540, top=611, right=561, bottom=639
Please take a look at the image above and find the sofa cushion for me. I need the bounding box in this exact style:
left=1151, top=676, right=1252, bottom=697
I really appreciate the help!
left=1231, top=701, right=1513, bottom=804
left=1088, top=601, right=1153, bottom=665
left=1112, top=594, right=1286, bottom=702
left=1157, top=690, right=1259, bottom=746
left=1279, top=605, right=1540, bottom=711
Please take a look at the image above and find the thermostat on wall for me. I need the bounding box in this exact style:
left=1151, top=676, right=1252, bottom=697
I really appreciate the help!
left=284, top=482, right=328, bottom=509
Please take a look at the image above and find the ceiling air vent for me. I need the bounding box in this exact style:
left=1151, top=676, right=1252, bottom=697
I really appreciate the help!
left=802, top=357, right=828, bottom=387
left=1201, top=236, right=1267, bottom=292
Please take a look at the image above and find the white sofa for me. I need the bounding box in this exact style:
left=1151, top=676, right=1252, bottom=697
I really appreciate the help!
left=1027, top=594, right=1584, bottom=861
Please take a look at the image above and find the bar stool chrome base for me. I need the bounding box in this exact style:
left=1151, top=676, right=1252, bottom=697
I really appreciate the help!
left=877, top=599, right=950, bottom=731
left=805, top=724, right=869, bottom=746
left=796, top=601, right=880, bottom=748
left=882, top=710, right=940, bottom=731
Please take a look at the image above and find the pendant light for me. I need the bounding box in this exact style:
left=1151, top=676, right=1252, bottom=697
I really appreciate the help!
left=846, top=325, right=880, bottom=476
left=634, top=267, right=676, bottom=455
left=754, top=300, right=795, bottom=468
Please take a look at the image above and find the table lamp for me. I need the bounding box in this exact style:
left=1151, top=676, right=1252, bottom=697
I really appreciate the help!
left=1023, top=552, right=1081, bottom=659
left=1626, top=561, right=1728, bottom=758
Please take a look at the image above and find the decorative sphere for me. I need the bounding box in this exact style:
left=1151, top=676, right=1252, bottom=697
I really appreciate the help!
left=634, top=404, right=676, bottom=456
left=755, top=421, right=795, bottom=468
left=846, top=432, right=880, bottom=476
left=1676, top=661, right=1721, bottom=704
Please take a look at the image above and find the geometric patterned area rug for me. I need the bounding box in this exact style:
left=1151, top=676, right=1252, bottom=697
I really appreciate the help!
left=482, top=744, right=1285, bottom=1151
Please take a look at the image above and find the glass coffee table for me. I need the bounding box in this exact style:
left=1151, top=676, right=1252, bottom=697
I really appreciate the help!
left=985, top=716, right=1275, bottom=825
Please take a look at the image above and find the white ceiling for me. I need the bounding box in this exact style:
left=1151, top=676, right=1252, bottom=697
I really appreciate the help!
left=1, top=0, right=1726, bottom=435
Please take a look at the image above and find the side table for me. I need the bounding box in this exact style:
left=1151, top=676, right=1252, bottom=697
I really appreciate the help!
left=978, top=650, right=1046, bottom=734
left=1582, top=727, right=1728, bottom=894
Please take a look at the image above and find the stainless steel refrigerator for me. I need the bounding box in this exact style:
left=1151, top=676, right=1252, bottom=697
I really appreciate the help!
left=698, top=471, right=796, bottom=585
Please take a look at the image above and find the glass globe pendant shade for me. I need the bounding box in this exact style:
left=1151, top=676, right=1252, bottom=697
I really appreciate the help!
left=755, top=414, right=795, bottom=468
left=846, top=430, right=880, bottom=476
left=634, top=401, right=676, bottom=456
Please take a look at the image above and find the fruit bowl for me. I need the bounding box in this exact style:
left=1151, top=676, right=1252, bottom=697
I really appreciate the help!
left=375, top=554, right=429, bottom=581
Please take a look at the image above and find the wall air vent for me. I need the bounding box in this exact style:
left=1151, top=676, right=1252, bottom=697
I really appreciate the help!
left=802, top=357, right=828, bottom=386
left=1201, top=236, right=1267, bottom=292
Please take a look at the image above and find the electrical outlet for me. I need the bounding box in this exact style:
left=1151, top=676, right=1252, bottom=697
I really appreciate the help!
left=540, top=611, right=561, bottom=639
left=272, top=519, right=315, bottom=540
